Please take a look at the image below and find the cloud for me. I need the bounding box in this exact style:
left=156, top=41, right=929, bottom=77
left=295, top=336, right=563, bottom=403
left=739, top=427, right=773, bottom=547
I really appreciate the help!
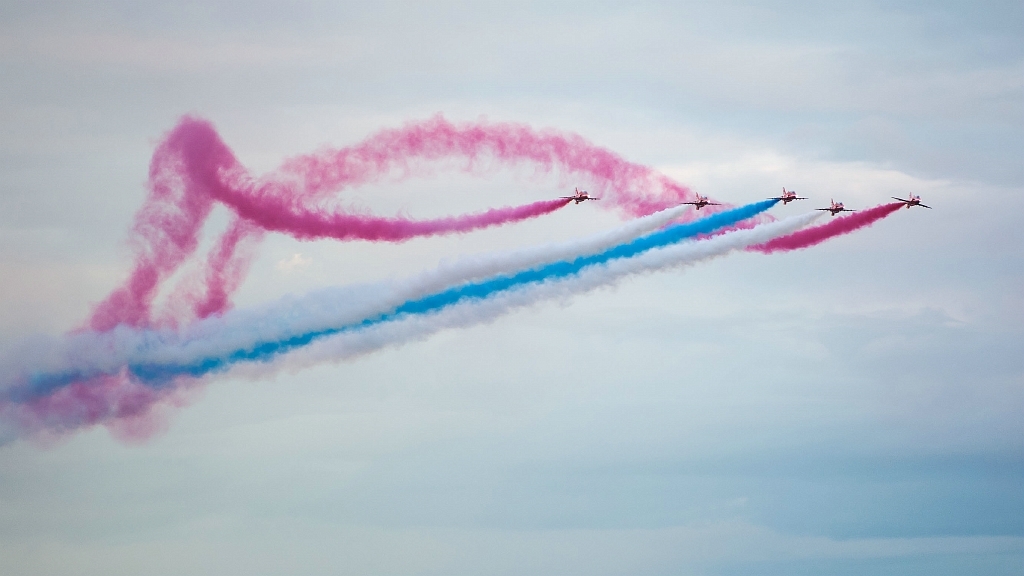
left=275, top=253, right=310, bottom=273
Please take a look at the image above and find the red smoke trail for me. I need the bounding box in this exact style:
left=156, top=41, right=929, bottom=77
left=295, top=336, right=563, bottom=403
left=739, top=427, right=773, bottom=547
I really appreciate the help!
left=749, top=203, right=902, bottom=253
left=4, top=371, right=198, bottom=445
left=221, top=186, right=573, bottom=242
left=279, top=115, right=697, bottom=218
left=171, top=117, right=574, bottom=242
left=190, top=217, right=263, bottom=321
left=88, top=115, right=704, bottom=331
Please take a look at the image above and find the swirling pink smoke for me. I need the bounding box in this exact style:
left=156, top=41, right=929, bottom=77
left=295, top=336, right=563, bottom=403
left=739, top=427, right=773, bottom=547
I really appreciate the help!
left=90, top=115, right=704, bottom=332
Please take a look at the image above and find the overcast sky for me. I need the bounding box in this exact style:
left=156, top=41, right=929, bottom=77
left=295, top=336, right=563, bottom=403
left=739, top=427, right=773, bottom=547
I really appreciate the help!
left=1, top=1, right=1022, bottom=575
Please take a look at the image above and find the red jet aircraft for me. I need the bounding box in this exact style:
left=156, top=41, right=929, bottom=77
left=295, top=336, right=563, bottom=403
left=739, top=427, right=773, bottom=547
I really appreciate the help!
left=682, top=194, right=722, bottom=210
left=892, top=194, right=932, bottom=209
left=561, top=188, right=600, bottom=204
left=771, top=187, right=808, bottom=204
left=816, top=199, right=855, bottom=216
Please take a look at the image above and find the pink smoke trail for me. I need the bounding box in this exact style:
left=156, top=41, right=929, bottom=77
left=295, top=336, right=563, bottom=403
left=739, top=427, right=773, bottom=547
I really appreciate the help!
left=89, top=115, right=708, bottom=331
left=279, top=114, right=698, bottom=218
left=749, top=203, right=903, bottom=253
left=87, top=121, right=225, bottom=332
left=146, top=216, right=262, bottom=327
left=7, top=371, right=199, bottom=445
left=222, top=187, right=573, bottom=242
left=173, top=116, right=575, bottom=242
left=188, top=217, right=264, bottom=322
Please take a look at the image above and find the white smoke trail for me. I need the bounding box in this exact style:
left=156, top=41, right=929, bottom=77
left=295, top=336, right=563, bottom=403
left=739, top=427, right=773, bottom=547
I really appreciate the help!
left=243, top=211, right=826, bottom=376
left=1, top=205, right=691, bottom=392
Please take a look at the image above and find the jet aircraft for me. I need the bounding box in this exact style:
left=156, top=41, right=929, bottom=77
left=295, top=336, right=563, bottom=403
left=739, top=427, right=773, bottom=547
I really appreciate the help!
left=682, top=194, right=721, bottom=210
left=771, top=187, right=807, bottom=204
left=817, top=199, right=855, bottom=216
left=561, top=188, right=600, bottom=204
left=892, top=194, right=932, bottom=209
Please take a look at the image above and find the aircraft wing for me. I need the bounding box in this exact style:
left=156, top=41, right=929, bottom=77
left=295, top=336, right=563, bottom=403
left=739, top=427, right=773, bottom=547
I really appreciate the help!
left=919, top=203, right=932, bottom=209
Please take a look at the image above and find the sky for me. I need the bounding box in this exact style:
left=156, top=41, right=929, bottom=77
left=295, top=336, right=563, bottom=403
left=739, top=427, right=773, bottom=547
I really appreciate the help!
left=0, top=1, right=1022, bottom=574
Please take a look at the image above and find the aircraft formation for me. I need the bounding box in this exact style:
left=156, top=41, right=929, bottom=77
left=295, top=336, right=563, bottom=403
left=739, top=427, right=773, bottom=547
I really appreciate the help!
left=4, top=113, right=936, bottom=442
left=565, top=187, right=931, bottom=216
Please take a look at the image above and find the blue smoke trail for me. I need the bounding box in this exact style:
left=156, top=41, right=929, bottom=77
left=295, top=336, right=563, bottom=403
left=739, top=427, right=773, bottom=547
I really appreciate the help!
left=18, top=200, right=777, bottom=398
